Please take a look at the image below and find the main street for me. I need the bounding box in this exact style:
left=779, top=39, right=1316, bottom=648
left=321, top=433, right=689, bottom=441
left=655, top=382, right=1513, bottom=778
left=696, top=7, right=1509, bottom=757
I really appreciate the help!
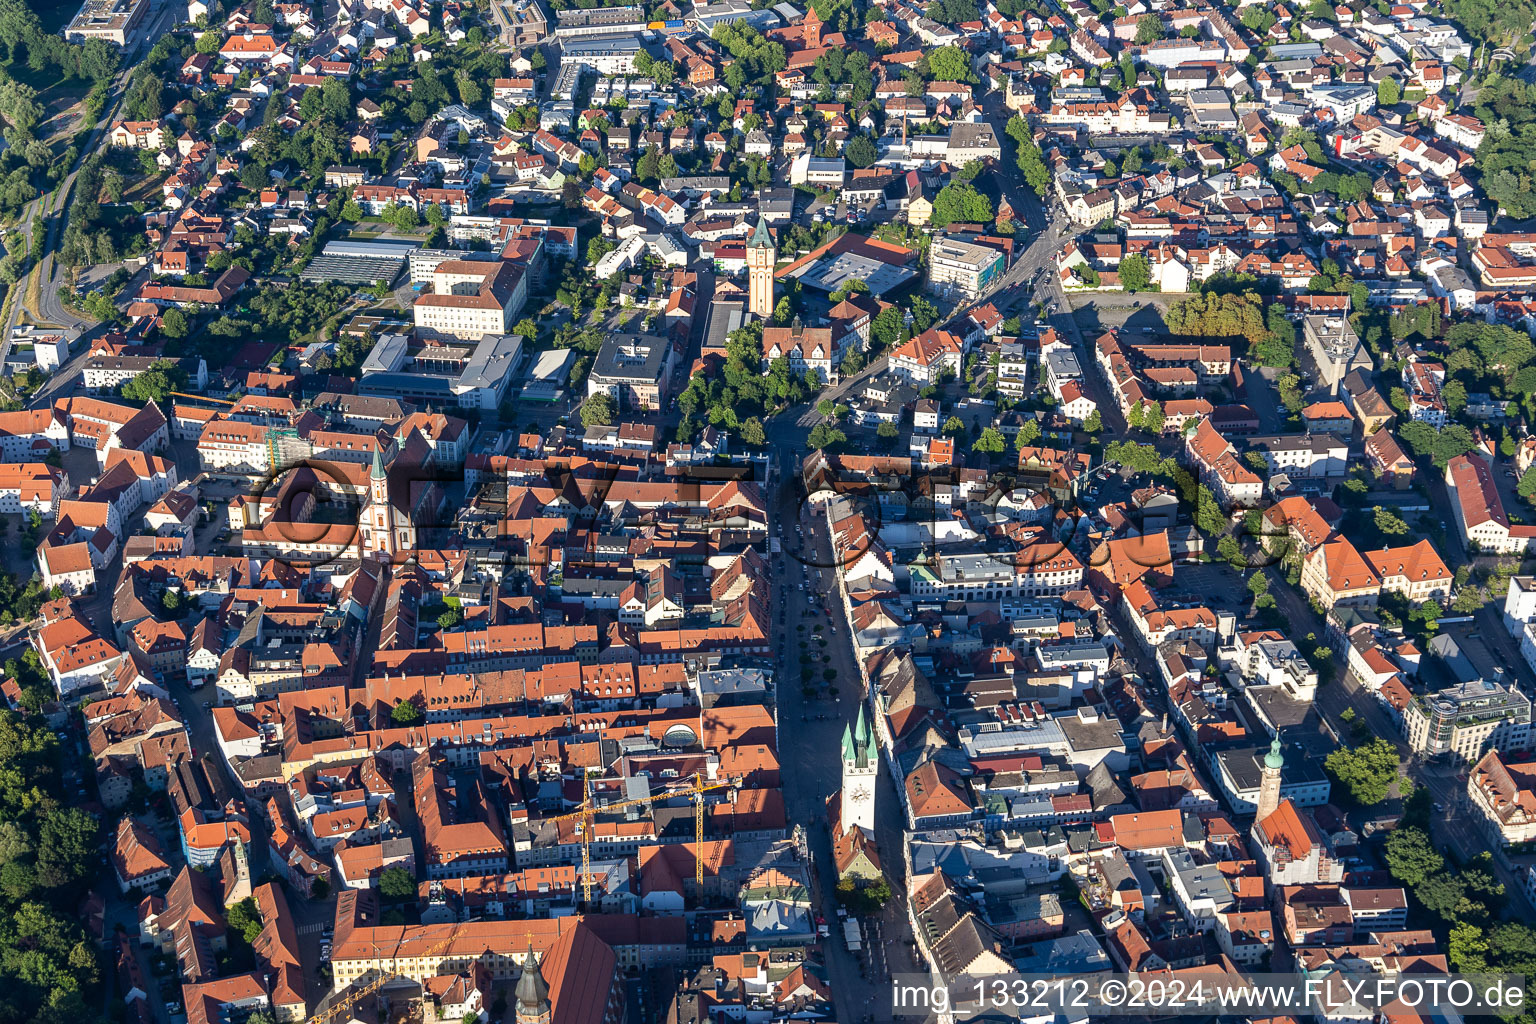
left=745, top=125, right=1092, bottom=1024
left=764, top=435, right=926, bottom=1024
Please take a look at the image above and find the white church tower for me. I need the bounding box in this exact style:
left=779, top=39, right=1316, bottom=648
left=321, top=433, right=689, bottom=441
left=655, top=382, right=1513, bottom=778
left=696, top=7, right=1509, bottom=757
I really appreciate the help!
left=840, top=706, right=878, bottom=835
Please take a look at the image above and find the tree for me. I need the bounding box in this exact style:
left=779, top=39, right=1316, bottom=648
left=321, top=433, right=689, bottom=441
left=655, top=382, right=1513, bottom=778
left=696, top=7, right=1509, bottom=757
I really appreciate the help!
left=1373, top=506, right=1409, bottom=536
left=1518, top=466, right=1536, bottom=502
left=871, top=306, right=904, bottom=349
left=1119, top=253, right=1151, bottom=293
left=1442, top=379, right=1467, bottom=418
left=929, top=182, right=993, bottom=228
left=1377, top=77, right=1401, bottom=107
left=390, top=699, right=423, bottom=726
left=226, top=896, right=264, bottom=944
left=973, top=427, right=1006, bottom=453
left=926, top=45, right=975, bottom=84
left=437, top=606, right=462, bottom=630
left=1447, top=921, right=1490, bottom=973
left=379, top=866, right=416, bottom=901
left=1415, top=872, right=1475, bottom=922
left=121, top=359, right=187, bottom=404
left=1247, top=571, right=1270, bottom=599
left=160, top=308, right=189, bottom=339
left=876, top=421, right=899, bottom=443
left=1104, top=440, right=1175, bottom=477
left=1324, top=738, right=1399, bottom=806
left=909, top=296, right=940, bottom=332
left=1135, top=13, right=1162, bottom=42
left=581, top=393, right=615, bottom=427
left=844, top=134, right=878, bottom=168
left=36, top=808, right=98, bottom=889
left=1162, top=291, right=1269, bottom=347
left=807, top=422, right=846, bottom=450
left=1015, top=418, right=1041, bottom=448
left=740, top=417, right=767, bottom=446
left=1082, top=409, right=1102, bottom=433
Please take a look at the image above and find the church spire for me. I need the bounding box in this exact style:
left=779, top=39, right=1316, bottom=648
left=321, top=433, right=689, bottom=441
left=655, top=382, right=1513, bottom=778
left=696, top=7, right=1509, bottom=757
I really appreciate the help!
left=1255, top=736, right=1284, bottom=822
left=371, top=446, right=387, bottom=480
left=748, top=216, right=774, bottom=249
left=515, top=944, right=550, bottom=1024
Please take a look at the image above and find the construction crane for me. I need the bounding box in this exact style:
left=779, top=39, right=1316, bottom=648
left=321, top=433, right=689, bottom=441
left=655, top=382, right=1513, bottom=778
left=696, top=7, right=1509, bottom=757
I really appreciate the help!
left=305, top=923, right=462, bottom=1024
left=552, top=771, right=732, bottom=903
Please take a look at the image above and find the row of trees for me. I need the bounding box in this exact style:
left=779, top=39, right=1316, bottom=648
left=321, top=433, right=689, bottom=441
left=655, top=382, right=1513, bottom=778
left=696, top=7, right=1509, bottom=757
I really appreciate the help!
left=1004, top=114, right=1051, bottom=197
left=1383, top=823, right=1520, bottom=978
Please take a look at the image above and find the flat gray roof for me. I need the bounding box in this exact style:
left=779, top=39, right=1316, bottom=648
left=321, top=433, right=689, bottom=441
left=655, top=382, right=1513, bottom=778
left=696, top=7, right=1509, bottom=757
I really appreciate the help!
left=793, top=252, right=918, bottom=296
left=299, top=254, right=404, bottom=285
left=325, top=238, right=423, bottom=257
left=460, top=334, right=524, bottom=390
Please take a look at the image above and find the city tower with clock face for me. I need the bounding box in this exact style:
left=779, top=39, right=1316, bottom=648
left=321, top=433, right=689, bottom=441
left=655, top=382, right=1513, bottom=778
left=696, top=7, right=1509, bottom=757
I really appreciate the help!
left=840, top=706, right=879, bottom=835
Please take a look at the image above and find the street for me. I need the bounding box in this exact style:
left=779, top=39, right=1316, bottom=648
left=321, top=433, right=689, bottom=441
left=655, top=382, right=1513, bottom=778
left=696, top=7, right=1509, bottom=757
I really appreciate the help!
left=767, top=442, right=924, bottom=1024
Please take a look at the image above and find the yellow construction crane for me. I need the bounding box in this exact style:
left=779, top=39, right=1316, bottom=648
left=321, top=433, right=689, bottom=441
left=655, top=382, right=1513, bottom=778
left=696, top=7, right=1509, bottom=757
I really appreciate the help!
left=552, top=772, right=732, bottom=903
left=305, top=924, right=462, bottom=1024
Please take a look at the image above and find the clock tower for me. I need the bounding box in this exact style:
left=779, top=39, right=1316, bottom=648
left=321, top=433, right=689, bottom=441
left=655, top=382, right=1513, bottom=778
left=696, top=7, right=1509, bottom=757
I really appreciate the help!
left=840, top=706, right=878, bottom=835
left=746, top=216, right=776, bottom=319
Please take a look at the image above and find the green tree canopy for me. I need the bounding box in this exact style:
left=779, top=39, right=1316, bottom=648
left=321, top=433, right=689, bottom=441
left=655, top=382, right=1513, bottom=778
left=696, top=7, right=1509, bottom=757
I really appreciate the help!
left=1324, top=738, right=1400, bottom=806
left=929, top=182, right=993, bottom=228
left=581, top=393, right=615, bottom=427
left=390, top=699, right=424, bottom=726
left=379, top=866, right=417, bottom=901
left=1119, top=253, right=1151, bottom=293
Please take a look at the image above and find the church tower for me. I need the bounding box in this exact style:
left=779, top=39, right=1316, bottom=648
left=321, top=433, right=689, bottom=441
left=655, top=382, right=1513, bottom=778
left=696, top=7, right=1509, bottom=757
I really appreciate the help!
left=801, top=4, right=822, bottom=48
left=515, top=945, right=551, bottom=1024
left=840, top=706, right=878, bottom=835
left=1255, top=736, right=1284, bottom=822
left=366, top=447, right=397, bottom=559
left=746, top=217, right=776, bottom=319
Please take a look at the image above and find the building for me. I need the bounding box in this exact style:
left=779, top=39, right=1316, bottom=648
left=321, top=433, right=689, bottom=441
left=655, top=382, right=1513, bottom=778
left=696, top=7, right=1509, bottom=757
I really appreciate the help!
left=1467, top=750, right=1536, bottom=848
left=1250, top=799, right=1344, bottom=886
left=1364, top=540, right=1452, bottom=604
left=927, top=239, right=1004, bottom=301
left=559, top=33, right=646, bottom=74
left=413, top=261, right=527, bottom=342
left=889, top=329, right=964, bottom=385
left=65, top=0, right=148, bottom=46
left=1303, top=314, right=1371, bottom=394
left=746, top=218, right=775, bottom=319
left=1300, top=538, right=1380, bottom=610
left=553, top=5, right=645, bottom=38
left=357, top=331, right=524, bottom=411
left=839, top=707, right=878, bottom=836
left=762, top=321, right=853, bottom=386
left=587, top=334, right=675, bottom=411
left=1446, top=454, right=1536, bottom=556
left=1404, top=679, right=1532, bottom=764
